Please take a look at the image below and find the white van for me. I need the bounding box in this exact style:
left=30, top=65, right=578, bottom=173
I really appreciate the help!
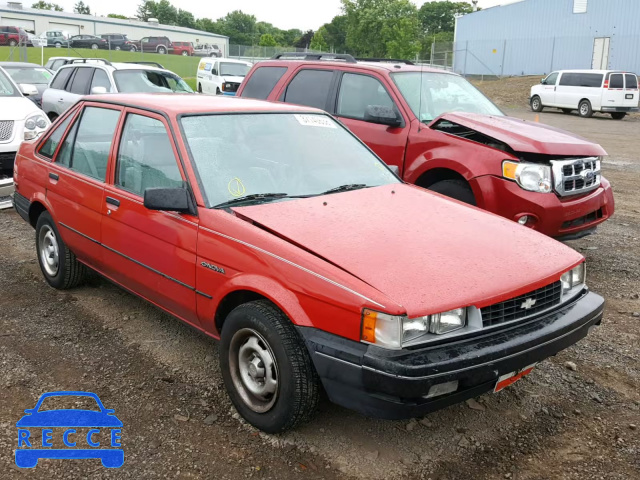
left=530, top=70, right=639, bottom=119
left=196, top=58, right=252, bottom=96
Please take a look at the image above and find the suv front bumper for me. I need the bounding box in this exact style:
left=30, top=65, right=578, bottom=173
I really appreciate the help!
left=298, top=290, right=603, bottom=420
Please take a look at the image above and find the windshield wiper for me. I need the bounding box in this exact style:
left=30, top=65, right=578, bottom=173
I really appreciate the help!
left=321, top=184, right=369, bottom=195
left=213, top=193, right=290, bottom=209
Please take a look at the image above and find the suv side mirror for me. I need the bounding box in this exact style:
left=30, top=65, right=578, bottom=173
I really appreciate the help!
left=541, top=78, right=546, bottom=84
left=144, top=187, right=192, bottom=214
left=211, top=69, right=218, bottom=76
left=364, top=105, right=402, bottom=127
left=19, top=83, right=38, bottom=96
left=91, top=86, right=108, bottom=94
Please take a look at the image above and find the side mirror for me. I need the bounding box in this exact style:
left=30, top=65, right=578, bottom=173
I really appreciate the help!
left=91, top=86, right=108, bottom=94
left=541, top=78, right=545, bottom=84
left=364, top=105, right=402, bottom=127
left=388, top=165, right=400, bottom=176
left=211, top=69, right=218, bottom=76
left=19, top=83, right=38, bottom=96
left=143, top=187, right=192, bottom=214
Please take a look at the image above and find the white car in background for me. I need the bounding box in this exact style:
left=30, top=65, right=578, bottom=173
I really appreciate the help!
left=0, top=66, right=50, bottom=209
left=196, top=58, right=252, bottom=95
left=530, top=70, right=639, bottom=119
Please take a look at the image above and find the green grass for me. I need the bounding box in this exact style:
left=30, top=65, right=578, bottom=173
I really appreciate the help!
left=0, top=46, right=200, bottom=78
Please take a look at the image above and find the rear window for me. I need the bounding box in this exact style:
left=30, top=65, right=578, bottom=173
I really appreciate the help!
left=609, top=73, right=624, bottom=89
left=240, top=66, right=287, bottom=100
left=51, top=67, right=73, bottom=90
left=69, top=67, right=93, bottom=94
left=625, top=74, right=637, bottom=89
left=559, top=72, right=603, bottom=87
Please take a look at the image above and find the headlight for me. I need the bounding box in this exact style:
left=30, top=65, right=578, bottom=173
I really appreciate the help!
left=362, top=308, right=468, bottom=349
left=561, top=262, right=586, bottom=297
left=503, top=161, right=552, bottom=193
left=24, top=114, right=48, bottom=140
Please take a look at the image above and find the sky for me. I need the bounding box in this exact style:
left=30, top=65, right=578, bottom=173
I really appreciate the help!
left=50, top=0, right=522, bottom=31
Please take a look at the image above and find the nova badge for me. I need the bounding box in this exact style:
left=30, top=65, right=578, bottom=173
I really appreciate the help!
left=521, top=298, right=537, bottom=310
left=201, top=262, right=225, bottom=274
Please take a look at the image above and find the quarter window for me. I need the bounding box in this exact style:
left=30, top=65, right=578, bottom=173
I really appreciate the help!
left=240, top=66, right=287, bottom=100
left=39, top=114, right=74, bottom=159
left=116, top=114, right=183, bottom=196
left=337, top=73, right=395, bottom=121
left=90, top=69, right=111, bottom=92
left=284, top=69, right=333, bottom=110
left=69, top=67, right=94, bottom=95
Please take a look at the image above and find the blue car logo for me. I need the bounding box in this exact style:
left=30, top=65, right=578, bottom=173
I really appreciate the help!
left=15, top=391, right=123, bottom=468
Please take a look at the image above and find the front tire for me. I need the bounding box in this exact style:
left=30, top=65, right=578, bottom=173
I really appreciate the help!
left=54, top=42, right=62, bottom=48
left=129, top=46, right=137, bottom=52
left=611, top=112, right=626, bottom=120
left=579, top=99, right=593, bottom=118
left=91, top=43, right=98, bottom=50
left=197, top=83, right=202, bottom=93
left=35, top=211, right=86, bottom=289
left=530, top=95, right=543, bottom=112
left=181, top=50, right=188, bottom=56
left=114, top=46, right=121, bottom=51
left=9, top=39, right=17, bottom=47
left=220, top=300, right=320, bottom=433
left=428, top=179, right=476, bottom=206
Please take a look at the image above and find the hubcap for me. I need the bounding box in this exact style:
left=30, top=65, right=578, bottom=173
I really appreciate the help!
left=532, top=99, right=539, bottom=109
left=229, top=328, right=279, bottom=413
left=581, top=104, right=588, bottom=115
left=39, top=225, right=59, bottom=276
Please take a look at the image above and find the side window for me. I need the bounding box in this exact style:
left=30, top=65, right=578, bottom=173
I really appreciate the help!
left=69, top=67, right=94, bottom=95
left=544, top=72, right=559, bottom=85
left=240, top=66, right=287, bottom=100
left=116, top=114, right=183, bottom=196
left=625, top=74, right=638, bottom=89
left=337, top=73, right=395, bottom=120
left=39, top=114, right=74, bottom=159
left=284, top=69, right=334, bottom=110
left=559, top=73, right=578, bottom=86
left=90, top=69, right=111, bottom=92
left=50, top=67, right=73, bottom=90
left=610, top=74, right=624, bottom=89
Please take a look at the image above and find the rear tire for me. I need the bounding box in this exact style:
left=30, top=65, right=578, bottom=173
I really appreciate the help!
left=578, top=100, right=593, bottom=118
left=428, top=179, right=476, bottom=206
left=530, top=95, right=543, bottom=112
left=181, top=50, right=188, bottom=56
left=130, top=46, right=137, bottom=52
left=9, top=39, right=17, bottom=47
left=114, top=46, right=121, bottom=51
left=219, top=300, right=320, bottom=433
left=611, top=112, right=626, bottom=120
left=91, top=43, right=98, bottom=50
left=54, top=42, right=62, bottom=48
left=561, top=109, right=572, bottom=114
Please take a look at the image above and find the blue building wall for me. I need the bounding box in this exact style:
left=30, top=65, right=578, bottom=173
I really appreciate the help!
left=454, top=0, right=640, bottom=76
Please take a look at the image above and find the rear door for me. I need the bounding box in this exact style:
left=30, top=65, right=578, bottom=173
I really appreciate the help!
left=602, top=72, right=626, bottom=109
left=59, top=66, right=94, bottom=114
left=623, top=74, right=638, bottom=108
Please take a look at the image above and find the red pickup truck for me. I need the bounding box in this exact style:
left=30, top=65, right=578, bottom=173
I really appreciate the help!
left=13, top=94, right=604, bottom=433
left=237, top=54, right=615, bottom=240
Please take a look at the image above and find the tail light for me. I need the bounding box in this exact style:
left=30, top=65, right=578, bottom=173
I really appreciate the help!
left=604, top=80, right=609, bottom=89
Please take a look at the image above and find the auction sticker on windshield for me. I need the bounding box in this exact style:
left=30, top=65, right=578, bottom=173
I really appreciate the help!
left=494, top=364, right=537, bottom=393
left=294, top=114, right=336, bottom=128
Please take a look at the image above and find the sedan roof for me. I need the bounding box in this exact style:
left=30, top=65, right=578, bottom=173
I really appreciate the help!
left=0, top=62, right=42, bottom=68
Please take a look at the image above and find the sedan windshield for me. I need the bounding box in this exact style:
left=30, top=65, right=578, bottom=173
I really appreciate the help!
left=219, top=62, right=250, bottom=77
left=4, top=66, right=52, bottom=85
left=0, top=69, right=18, bottom=96
left=113, top=69, right=193, bottom=93
left=181, top=113, right=399, bottom=208
left=392, top=72, right=503, bottom=123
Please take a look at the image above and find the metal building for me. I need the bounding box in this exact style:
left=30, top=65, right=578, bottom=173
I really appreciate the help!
left=454, top=0, right=640, bottom=76
left=0, top=2, right=228, bottom=54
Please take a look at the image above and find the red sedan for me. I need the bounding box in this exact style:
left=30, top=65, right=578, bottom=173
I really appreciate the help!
left=13, top=94, right=604, bottom=432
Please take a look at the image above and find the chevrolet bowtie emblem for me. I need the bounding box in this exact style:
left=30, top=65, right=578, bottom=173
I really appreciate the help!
left=521, top=298, right=537, bottom=310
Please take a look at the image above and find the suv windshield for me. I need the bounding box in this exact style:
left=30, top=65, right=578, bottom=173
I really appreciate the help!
left=4, top=66, right=52, bottom=85
left=113, top=70, right=193, bottom=93
left=181, top=113, right=399, bottom=207
left=392, top=72, right=503, bottom=123
left=0, top=69, right=18, bottom=96
left=220, top=63, right=250, bottom=77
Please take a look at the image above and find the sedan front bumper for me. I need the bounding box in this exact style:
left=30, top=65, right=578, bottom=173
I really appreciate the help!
left=298, top=290, right=604, bottom=420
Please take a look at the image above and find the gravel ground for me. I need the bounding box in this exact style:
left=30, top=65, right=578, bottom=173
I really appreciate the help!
left=1, top=104, right=639, bottom=479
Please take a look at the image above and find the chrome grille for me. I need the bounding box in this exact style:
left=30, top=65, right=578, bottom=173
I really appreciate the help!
left=552, top=157, right=601, bottom=197
left=0, top=120, right=14, bottom=142
left=481, top=281, right=562, bottom=328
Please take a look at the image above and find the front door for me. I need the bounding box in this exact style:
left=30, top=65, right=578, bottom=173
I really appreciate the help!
left=101, top=109, right=199, bottom=325
left=592, top=37, right=610, bottom=70
left=539, top=72, right=559, bottom=106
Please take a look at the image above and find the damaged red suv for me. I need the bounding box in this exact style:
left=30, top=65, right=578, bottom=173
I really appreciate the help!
left=237, top=53, right=615, bottom=240
left=14, top=94, right=604, bottom=433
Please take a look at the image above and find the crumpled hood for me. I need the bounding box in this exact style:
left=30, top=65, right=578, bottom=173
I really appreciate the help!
left=435, top=112, right=607, bottom=156
left=0, top=97, right=42, bottom=121
left=234, top=184, right=583, bottom=317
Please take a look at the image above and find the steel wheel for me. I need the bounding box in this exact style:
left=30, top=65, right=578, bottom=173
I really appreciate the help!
left=115, top=46, right=121, bottom=51
left=181, top=50, right=188, bottom=56
left=580, top=103, right=589, bottom=116
left=229, top=328, right=279, bottom=413
left=38, top=225, right=59, bottom=277
left=91, top=43, right=98, bottom=49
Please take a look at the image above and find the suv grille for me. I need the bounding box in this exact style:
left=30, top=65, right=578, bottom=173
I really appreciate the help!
left=0, top=120, right=14, bottom=141
left=481, top=281, right=562, bottom=328
left=552, top=157, right=601, bottom=197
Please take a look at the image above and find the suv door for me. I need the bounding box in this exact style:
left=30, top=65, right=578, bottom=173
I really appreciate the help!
left=101, top=110, right=198, bottom=324
left=140, top=37, right=151, bottom=52
left=334, top=72, right=409, bottom=172
left=58, top=66, right=94, bottom=114
left=279, top=68, right=336, bottom=111
left=43, top=67, right=75, bottom=117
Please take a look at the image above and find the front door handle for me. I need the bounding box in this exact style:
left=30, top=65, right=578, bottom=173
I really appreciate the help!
left=106, top=196, right=120, bottom=207
left=49, top=172, right=59, bottom=180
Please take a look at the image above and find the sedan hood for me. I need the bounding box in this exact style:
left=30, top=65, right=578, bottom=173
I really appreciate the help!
left=0, top=97, right=42, bottom=121
left=234, top=184, right=583, bottom=317
left=435, top=112, right=606, bottom=156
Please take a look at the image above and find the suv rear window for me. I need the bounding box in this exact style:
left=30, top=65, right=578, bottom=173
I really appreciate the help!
left=51, top=67, right=73, bottom=90
left=283, top=69, right=333, bottom=110
left=625, top=74, right=638, bottom=89
left=240, top=66, right=287, bottom=100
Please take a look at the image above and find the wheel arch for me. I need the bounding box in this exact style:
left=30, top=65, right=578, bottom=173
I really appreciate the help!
left=415, top=167, right=469, bottom=189
left=28, top=200, right=48, bottom=228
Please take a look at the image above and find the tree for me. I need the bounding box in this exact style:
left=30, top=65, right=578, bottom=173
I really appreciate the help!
left=258, top=33, right=277, bottom=47
left=176, top=9, right=195, bottom=29
left=74, top=1, right=90, bottom=14
left=31, top=1, right=63, bottom=11
left=418, top=1, right=474, bottom=35
left=107, top=13, right=129, bottom=19
left=293, top=30, right=314, bottom=49
left=280, top=29, right=303, bottom=46
left=321, top=15, right=348, bottom=53
left=309, top=27, right=329, bottom=52
left=136, top=0, right=156, bottom=21
left=214, top=10, right=257, bottom=45
left=154, top=0, right=178, bottom=25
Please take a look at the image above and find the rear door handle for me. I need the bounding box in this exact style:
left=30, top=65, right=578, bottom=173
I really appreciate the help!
left=106, top=196, right=120, bottom=207
left=49, top=172, right=59, bottom=180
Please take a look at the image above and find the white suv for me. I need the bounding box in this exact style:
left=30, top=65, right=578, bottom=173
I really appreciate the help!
left=42, top=59, right=194, bottom=120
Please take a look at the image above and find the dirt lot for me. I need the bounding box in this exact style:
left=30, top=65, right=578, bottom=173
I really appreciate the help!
left=1, top=84, right=639, bottom=479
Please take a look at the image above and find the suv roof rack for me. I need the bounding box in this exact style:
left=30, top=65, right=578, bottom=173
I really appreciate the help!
left=271, top=52, right=357, bottom=63
left=69, top=58, right=112, bottom=66
left=356, top=58, right=415, bottom=65
left=123, top=61, right=165, bottom=69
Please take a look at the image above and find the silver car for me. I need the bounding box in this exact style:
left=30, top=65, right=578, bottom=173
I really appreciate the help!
left=41, top=59, right=194, bottom=120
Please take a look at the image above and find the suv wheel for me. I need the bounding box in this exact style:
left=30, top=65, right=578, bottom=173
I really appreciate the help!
left=35, top=211, right=86, bottom=289
left=54, top=42, right=62, bottom=48
left=181, top=50, right=188, bottom=56
left=220, top=300, right=320, bottom=433
left=9, top=39, right=17, bottom=47
left=578, top=100, right=593, bottom=118
left=114, top=45, right=121, bottom=51
left=428, top=179, right=476, bottom=206
left=530, top=95, right=543, bottom=112
left=157, top=46, right=167, bottom=54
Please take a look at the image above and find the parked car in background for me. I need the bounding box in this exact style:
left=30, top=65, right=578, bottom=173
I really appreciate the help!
left=0, top=65, right=49, bottom=209
left=0, top=26, right=29, bottom=46
left=127, top=36, right=172, bottom=54
left=238, top=53, right=615, bottom=240
left=40, top=30, right=70, bottom=48
left=530, top=70, right=639, bottom=119
left=42, top=60, right=192, bottom=120
left=172, top=41, right=194, bottom=56
left=193, top=43, right=221, bottom=57
left=100, top=33, right=129, bottom=50
left=69, top=34, right=108, bottom=50
left=13, top=93, right=604, bottom=433
left=196, top=58, right=251, bottom=95
left=0, top=62, right=53, bottom=108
